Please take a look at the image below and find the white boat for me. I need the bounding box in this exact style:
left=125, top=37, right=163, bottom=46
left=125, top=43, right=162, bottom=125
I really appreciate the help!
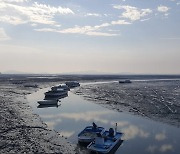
left=87, top=129, right=123, bottom=154
left=37, top=99, right=58, bottom=105
left=78, top=123, right=105, bottom=143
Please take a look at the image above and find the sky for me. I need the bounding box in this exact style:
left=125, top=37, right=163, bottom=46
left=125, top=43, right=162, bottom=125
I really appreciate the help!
left=0, top=0, right=180, bottom=74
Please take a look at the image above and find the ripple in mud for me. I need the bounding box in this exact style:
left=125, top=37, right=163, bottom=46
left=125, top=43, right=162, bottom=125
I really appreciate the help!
left=75, top=80, right=180, bottom=127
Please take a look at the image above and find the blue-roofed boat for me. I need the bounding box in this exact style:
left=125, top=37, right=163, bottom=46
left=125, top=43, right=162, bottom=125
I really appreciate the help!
left=87, top=130, right=123, bottom=154
left=78, top=123, right=105, bottom=143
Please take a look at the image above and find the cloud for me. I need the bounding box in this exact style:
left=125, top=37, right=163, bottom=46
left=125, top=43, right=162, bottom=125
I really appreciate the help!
left=0, top=28, right=11, bottom=41
left=41, top=110, right=112, bottom=124
left=35, top=22, right=118, bottom=37
left=113, top=5, right=152, bottom=21
left=0, top=1, right=74, bottom=26
left=111, top=19, right=131, bottom=25
left=60, top=131, right=75, bottom=138
left=86, top=13, right=101, bottom=17
left=159, top=144, right=173, bottom=152
left=147, top=144, right=174, bottom=153
left=147, top=145, right=157, bottom=153
left=122, top=125, right=149, bottom=140
left=1, top=0, right=30, bottom=2
left=86, top=31, right=117, bottom=36
left=140, top=18, right=151, bottom=22
left=155, top=132, right=166, bottom=141
left=0, top=15, right=27, bottom=25
left=157, top=5, right=170, bottom=12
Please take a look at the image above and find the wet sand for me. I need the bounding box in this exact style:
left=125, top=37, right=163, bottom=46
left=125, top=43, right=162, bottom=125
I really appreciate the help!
left=0, top=78, right=76, bottom=153
left=75, top=80, right=180, bottom=127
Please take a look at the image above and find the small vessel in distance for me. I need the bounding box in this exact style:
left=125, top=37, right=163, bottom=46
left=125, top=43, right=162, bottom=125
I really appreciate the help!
left=119, top=79, right=131, bottom=83
left=78, top=123, right=105, bottom=143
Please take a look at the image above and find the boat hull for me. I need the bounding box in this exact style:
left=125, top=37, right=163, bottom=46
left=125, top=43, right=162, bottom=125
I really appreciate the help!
left=78, top=126, right=105, bottom=144
left=87, top=131, right=123, bottom=154
left=37, top=100, right=58, bottom=105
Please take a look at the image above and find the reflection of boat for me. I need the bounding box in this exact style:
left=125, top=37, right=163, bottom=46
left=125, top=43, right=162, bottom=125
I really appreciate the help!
left=87, top=129, right=123, bottom=154
left=37, top=104, right=60, bottom=108
left=78, top=123, right=105, bottom=143
left=37, top=99, right=58, bottom=105
left=65, top=81, right=80, bottom=88
left=119, top=80, right=131, bottom=83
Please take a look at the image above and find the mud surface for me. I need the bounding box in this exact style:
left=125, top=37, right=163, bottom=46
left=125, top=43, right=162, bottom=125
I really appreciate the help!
left=0, top=78, right=76, bottom=153
left=75, top=80, right=180, bottom=127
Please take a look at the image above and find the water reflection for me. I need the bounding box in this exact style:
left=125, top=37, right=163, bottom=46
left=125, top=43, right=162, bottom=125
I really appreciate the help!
left=37, top=104, right=61, bottom=108
left=147, top=144, right=174, bottom=153
left=155, top=131, right=166, bottom=141
left=27, top=87, right=180, bottom=154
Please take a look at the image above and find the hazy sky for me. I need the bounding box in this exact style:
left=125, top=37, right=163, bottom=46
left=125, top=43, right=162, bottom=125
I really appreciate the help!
left=0, top=0, right=180, bottom=74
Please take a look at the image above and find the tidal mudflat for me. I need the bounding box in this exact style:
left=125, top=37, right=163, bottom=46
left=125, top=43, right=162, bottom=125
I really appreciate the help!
left=27, top=79, right=180, bottom=154
left=0, top=75, right=76, bottom=154
left=1, top=74, right=180, bottom=154
left=75, top=80, right=180, bottom=127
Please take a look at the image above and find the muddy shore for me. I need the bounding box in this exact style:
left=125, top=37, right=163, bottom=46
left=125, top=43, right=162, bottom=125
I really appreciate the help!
left=1, top=74, right=180, bottom=153
left=0, top=78, right=76, bottom=153
left=75, top=80, right=180, bottom=127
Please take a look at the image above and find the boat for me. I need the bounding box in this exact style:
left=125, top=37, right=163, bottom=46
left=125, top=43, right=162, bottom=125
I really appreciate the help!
left=78, top=123, right=105, bottom=143
left=119, top=79, right=131, bottom=84
left=37, top=99, right=58, bottom=105
left=58, top=84, right=70, bottom=91
left=87, top=129, right=123, bottom=154
left=44, top=90, right=68, bottom=98
left=51, top=84, right=70, bottom=91
left=65, top=81, right=80, bottom=88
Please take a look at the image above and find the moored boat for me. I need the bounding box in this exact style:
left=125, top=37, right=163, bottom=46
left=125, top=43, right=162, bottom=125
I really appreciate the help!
left=51, top=84, right=70, bottom=91
left=65, top=81, right=80, bottom=88
left=78, top=123, right=105, bottom=143
left=44, top=90, right=68, bottom=97
left=87, top=129, right=123, bottom=154
left=37, top=99, right=58, bottom=105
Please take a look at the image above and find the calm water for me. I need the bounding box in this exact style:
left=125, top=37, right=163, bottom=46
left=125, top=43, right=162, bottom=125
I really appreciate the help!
left=27, top=83, right=180, bottom=154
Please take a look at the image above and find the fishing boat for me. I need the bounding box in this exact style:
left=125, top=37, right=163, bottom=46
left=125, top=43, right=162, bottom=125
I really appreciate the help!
left=78, top=123, right=105, bottom=143
left=65, top=81, right=80, bottom=88
left=87, top=129, right=123, bottom=154
left=51, top=85, right=70, bottom=91
left=44, top=90, right=68, bottom=98
left=37, top=99, right=58, bottom=105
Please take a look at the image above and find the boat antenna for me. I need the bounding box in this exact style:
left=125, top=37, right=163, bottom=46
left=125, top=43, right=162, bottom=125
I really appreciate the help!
left=115, top=123, right=117, bottom=134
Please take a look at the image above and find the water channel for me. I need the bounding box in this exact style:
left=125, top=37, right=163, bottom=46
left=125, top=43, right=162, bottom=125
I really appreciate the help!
left=27, top=82, right=180, bottom=154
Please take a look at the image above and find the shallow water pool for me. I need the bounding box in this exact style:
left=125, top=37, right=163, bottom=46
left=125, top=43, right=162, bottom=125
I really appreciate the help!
left=27, top=84, right=180, bottom=154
